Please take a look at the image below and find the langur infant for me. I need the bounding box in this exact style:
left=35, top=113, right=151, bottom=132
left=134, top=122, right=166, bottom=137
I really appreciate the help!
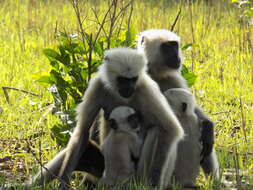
left=100, top=106, right=143, bottom=187
left=164, top=88, right=201, bottom=188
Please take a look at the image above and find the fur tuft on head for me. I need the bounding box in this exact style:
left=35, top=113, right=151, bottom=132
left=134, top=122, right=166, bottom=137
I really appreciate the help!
left=137, top=29, right=180, bottom=49
left=99, top=47, right=147, bottom=91
left=137, top=29, right=182, bottom=77
left=109, top=106, right=139, bottom=132
left=164, top=88, right=195, bottom=117
left=109, top=106, right=135, bottom=121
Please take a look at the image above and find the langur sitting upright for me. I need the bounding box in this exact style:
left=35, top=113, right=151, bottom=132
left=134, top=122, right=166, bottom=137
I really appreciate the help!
left=164, top=88, right=201, bottom=188
left=58, top=47, right=184, bottom=189
left=100, top=106, right=143, bottom=187
left=137, top=29, right=219, bottom=180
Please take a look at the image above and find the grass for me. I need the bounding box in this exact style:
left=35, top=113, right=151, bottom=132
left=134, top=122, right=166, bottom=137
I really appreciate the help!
left=0, top=0, right=252, bottom=189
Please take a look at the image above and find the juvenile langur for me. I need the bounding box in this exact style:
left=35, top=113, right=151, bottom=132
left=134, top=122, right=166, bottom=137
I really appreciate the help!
left=137, top=29, right=219, bottom=179
left=164, top=88, right=201, bottom=188
left=58, top=47, right=184, bottom=189
left=100, top=106, right=143, bottom=187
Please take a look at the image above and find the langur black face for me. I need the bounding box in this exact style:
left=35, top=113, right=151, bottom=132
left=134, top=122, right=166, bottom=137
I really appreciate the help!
left=160, top=41, right=181, bottom=69
left=117, top=76, right=138, bottom=98
left=108, top=118, right=118, bottom=130
left=127, top=112, right=142, bottom=129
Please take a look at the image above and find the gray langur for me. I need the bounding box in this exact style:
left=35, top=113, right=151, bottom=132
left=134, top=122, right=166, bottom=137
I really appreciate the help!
left=137, top=29, right=219, bottom=180
left=100, top=106, right=143, bottom=187
left=58, top=47, right=184, bottom=189
left=164, top=88, right=201, bottom=188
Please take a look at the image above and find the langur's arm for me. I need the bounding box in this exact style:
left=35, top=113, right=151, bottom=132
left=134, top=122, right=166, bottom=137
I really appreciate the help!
left=59, top=76, right=103, bottom=185
left=195, top=106, right=214, bottom=160
left=139, top=75, right=184, bottom=138
left=136, top=75, right=184, bottom=188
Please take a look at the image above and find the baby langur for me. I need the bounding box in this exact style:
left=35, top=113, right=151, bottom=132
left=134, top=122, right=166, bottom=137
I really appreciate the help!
left=100, top=106, right=143, bottom=187
left=137, top=29, right=219, bottom=180
left=164, top=88, right=201, bottom=188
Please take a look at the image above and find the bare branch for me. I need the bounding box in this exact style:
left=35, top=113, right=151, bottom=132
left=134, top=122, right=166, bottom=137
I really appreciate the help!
left=170, top=7, right=181, bottom=32
left=2, top=86, right=40, bottom=104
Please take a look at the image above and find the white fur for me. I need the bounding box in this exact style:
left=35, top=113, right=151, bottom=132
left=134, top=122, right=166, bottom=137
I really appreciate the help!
left=137, top=29, right=183, bottom=78
left=109, top=106, right=135, bottom=121
left=164, top=88, right=195, bottom=117
left=100, top=47, right=147, bottom=92
left=101, top=106, right=143, bottom=186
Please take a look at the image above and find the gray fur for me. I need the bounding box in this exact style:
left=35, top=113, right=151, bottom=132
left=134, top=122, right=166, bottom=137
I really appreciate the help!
left=137, top=29, right=220, bottom=185
left=58, top=47, right=184, bottom=189
left=164, top=88, right=201, bottom=187
left=100, top=106, right=143, bottom=187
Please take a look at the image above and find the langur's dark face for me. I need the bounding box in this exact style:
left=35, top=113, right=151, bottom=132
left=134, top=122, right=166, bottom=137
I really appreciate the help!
left=117, top=76, right=138, bottom=98
left=160, top=41, right=181, bottom=69
left=127, top=112, right=141, bottom=129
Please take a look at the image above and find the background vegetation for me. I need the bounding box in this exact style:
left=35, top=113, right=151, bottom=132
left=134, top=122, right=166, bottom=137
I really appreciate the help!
left=0, top=0, right=252, bottom=189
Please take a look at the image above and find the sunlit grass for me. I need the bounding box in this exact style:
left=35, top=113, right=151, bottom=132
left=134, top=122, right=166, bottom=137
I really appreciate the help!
left=0, top=0, right=252, bottom=189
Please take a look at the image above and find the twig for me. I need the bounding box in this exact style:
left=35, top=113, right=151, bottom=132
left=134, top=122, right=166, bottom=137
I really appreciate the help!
left=170, top=7, right=181, bottom=32
left=239, top=97, right=248, bottom=144
left=107, top=0, right=118, bottom=49
left=126, top=0, right=134, bottom=46
left=38, top=104, right=55, bottom=126
left=87, top=34, right=93, bottom=81
left=233, top=147, right=242, bottom=190
left=69, top=0, right=88, bottom=59
left=211, top=110, right=235, bottom=115
left=26, top=140, right=75, bottom=190
left=91, top=8, right=109, bottom=39
left=93, top=1, right=115, bottom=45
left=246, top=31, right=253, bottom=84
left=2, top=86, right=40, bottom=104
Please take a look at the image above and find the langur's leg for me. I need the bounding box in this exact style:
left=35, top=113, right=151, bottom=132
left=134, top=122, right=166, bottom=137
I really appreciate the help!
left=27, top=141, right=104, bottom=187
left=201, top=150, right=220, bottom=180
left=137, top=127, right=158, bottom=178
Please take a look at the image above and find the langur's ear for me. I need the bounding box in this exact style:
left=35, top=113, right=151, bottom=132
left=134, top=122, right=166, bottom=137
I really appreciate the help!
left=108, top=119, right=118, bottom=130
left=104, top=55, right=110, bottom=62
left=140, top=36, right=148, bottom=47
left=182, top=102, right=187, bottom=113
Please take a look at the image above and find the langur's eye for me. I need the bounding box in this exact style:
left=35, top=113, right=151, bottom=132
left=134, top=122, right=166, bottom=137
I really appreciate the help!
left=108, top=119, right=118, bottom=130
left=104, top=55, right=110, bottom=62
left=127, top=113, right=140, bottom=129
left=141, top=36, right=145, bottom=45
left=182, top=102, right=187, bottom=112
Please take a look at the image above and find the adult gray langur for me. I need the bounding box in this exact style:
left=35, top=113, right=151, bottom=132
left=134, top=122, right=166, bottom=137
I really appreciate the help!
left=137, top=29, right=219, bottom=180
left=100, top=106, right=143, bottom=187
left=58, top=47, right=184, bottom=189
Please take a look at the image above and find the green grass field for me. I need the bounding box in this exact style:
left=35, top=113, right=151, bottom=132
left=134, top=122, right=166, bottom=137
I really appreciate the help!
left=0, top=0, right=252, bottom=189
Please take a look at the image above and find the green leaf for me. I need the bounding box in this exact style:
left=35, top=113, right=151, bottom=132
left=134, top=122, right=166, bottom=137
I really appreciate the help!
left=181, top=64, right=197, bottom=87
left=182, top=72, right=197, bottom=87
left=43, top=48, right=60, bottom=60
left=181, top=43, right=198, bottom=51
left=50, top=60, right=60, bottom=70
left=36, top=75, right=55, bottom=84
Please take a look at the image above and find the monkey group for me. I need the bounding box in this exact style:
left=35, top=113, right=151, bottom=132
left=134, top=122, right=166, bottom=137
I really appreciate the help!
left=23, top=29, right=219, bottom=190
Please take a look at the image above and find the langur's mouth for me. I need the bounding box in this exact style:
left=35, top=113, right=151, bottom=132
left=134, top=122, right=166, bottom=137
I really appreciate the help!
left=167, top=57, right=181, bottom=69
left=119, top=88, right=135, bottom=98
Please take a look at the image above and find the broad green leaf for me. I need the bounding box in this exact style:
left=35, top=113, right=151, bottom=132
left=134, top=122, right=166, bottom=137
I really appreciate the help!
left=43, top=48, right=60, bottom=59
left=36, top=75, right=55, bottom=84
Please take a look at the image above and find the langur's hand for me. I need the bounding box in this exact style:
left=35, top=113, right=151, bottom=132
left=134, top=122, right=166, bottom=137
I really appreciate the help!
left=200, top=120, right=214, bottom=163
